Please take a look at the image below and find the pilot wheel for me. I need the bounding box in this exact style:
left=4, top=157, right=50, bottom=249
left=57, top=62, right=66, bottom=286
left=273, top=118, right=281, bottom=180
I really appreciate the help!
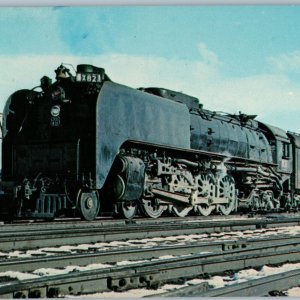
left=78, top=190, right=100, bottom=221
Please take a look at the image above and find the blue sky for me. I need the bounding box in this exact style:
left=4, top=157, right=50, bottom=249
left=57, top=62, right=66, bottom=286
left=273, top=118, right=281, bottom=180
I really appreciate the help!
left=0, top=6, right=300, bottom=131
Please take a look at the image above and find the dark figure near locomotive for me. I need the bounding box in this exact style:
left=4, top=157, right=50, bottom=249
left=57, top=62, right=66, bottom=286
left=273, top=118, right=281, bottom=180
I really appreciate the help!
left=1, top=64, right=300, bottom=221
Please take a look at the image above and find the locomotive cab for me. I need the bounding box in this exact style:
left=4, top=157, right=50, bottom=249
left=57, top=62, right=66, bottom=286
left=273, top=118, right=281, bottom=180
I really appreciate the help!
left=258, top=122, right=292, bottom=175
left=286, top=132, right=300, bottom=208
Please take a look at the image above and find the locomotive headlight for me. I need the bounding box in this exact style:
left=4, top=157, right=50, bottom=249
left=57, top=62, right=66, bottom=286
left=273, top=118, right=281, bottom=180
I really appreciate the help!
left=51, top=105, right=61, bottom=117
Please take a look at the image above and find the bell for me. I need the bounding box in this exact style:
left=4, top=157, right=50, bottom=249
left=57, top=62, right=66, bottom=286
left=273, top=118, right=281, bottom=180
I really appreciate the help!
left=55, top=65, right=68, bottom=79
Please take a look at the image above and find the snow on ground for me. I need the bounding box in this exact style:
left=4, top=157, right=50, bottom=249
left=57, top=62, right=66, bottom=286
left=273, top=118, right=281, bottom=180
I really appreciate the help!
left=187, top=276, right=229, bottom=288
left=0, top=252, right=7, bottom=258
left=116, top=260, right=146, bottom=266
left=0, top=271, right=40, bottom=281
left=287, top=287, right=300, bottom=296
left=235, top=263, right=300, bottom=280
left=33, top=266, right=81, bottom=277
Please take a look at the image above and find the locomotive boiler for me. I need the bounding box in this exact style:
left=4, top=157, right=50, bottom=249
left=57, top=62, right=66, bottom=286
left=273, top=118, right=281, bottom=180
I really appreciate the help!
left=1, top=63, right=300, bottom=221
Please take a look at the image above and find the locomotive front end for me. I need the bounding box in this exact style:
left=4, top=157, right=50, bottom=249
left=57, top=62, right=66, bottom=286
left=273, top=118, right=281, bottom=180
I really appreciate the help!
left=0, top=64, right=104, bottom=220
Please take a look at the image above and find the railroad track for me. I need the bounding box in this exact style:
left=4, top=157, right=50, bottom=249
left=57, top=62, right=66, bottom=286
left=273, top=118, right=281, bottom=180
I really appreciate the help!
left=1, top=233, right=299, bottom=273
left=0, top=236, right=300, bottom=297
left=2, top=211, right=299, bottom=227
left=0, top=214, right=300, bottom=251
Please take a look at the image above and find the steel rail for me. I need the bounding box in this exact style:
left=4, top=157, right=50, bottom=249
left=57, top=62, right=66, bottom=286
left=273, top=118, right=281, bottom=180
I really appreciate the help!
left=0, top=234, right=299, bottom=273
left=191, top=269, right=300, bottom=297
left=0, top=216, right=299, bottom=251
left=0, top=239, right=300, bottom=297
left=155, top=269, right=300, bottom=297
left=202, top=268, right=300, bottom=296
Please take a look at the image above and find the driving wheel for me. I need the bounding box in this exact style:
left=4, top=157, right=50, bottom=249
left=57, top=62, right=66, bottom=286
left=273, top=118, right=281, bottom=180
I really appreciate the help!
left=139, top=198, right=165, bottom=218
left=194, top=173, right=215, bottom=216
left=171, top=205, right=193, bottom=217
left=218, top=175, right=235, bottom=215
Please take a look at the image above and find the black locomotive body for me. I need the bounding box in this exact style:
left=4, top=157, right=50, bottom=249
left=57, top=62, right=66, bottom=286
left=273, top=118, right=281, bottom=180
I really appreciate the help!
left=1, top=64, right=299, bottom=220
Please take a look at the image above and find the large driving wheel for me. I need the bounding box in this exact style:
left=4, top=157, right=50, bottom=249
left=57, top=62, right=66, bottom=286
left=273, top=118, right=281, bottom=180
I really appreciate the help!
left=194, top=173, right=215, bottom=216
left=218, top=175, right=235, bottom=215
left=78, top=190, right=100, bottom=221
left=139, top=198, right=165, bottom=218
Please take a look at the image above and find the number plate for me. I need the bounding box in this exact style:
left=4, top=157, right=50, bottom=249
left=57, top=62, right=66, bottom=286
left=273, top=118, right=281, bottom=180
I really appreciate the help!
left=76, top=73, right=102, bottom=83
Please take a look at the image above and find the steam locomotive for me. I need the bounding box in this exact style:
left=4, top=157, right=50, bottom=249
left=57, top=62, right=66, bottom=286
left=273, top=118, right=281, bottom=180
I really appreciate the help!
left=1, top=64, right=300, bottom=221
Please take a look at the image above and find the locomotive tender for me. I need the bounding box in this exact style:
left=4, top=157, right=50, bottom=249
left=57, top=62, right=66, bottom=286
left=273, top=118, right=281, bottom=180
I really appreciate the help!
left=1, top=63, right=300, bottom=220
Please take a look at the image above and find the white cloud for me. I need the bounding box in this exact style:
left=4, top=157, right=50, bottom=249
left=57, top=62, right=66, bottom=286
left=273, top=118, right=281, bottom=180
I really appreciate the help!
left=0, top=46, right=300, bottom=132
left=268, top=51, right=300, bottom=73
left=197, top=42, right=219, bottom=66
